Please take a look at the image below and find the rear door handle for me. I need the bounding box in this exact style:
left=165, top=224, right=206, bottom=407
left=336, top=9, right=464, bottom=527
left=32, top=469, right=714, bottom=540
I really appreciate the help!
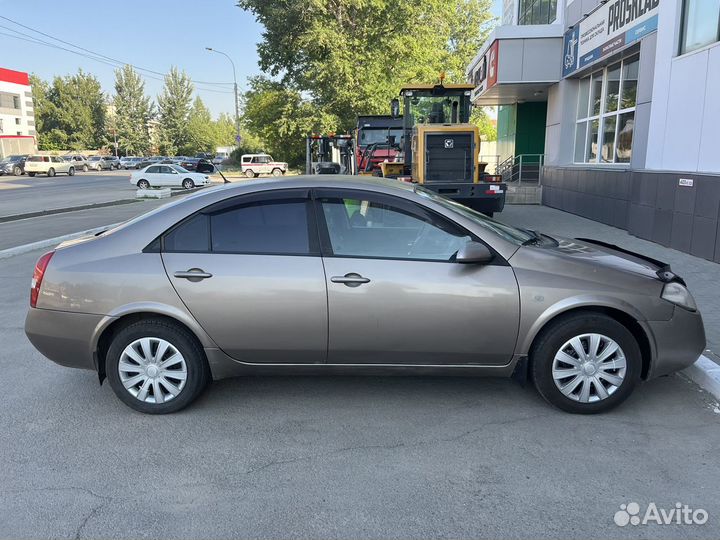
left=330, top=273, right=371, bottom=287
left=173, top=269, right=213, bottom=281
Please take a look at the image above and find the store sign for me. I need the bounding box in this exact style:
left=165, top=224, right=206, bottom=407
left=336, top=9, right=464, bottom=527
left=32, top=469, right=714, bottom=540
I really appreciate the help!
left=562, top=0, right=660, bottom=77
left=470, top=40, right=499, bottom=101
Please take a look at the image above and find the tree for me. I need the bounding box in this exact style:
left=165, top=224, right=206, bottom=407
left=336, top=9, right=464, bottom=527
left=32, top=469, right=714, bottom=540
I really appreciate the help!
left=157, top=67, right=194, bottom=155
left=181, top=96, right=214, bottom=155
left=471, top=106, right=497, bottom=142
left=113, top=65, right=153, bottom=156
left=30, top=71, right=106, bottom=150
left=212, top=113, right=238, bottom=147
left=241, top=76, right=338, bottom=167
left=237, top=0, right=494, bottom=130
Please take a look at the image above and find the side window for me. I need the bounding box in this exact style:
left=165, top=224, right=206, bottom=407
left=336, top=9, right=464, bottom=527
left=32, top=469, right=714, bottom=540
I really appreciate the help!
left=242, top=157, right=251, bottom=163
left=210, top=200, right=312, bottom=255
left=146, top=165, right=159, bottom=173
left=160, top=166, right=173, bottom=174
left=164, top=214, right=210, bottom=252
left=318, top=194, right=472, bottom=261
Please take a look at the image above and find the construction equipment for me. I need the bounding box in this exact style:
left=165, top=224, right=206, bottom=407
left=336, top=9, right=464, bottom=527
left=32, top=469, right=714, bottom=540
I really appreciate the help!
left=355, top=115, right=403, bottom=175
left=388, top=79, right=506, bottom=216
left=305, top=133, right=355, bottom=175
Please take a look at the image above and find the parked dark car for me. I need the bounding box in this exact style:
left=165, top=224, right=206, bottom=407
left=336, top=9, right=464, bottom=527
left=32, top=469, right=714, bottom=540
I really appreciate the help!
left=180, top=158, right=200, bottom=171
left=196, top=159, right=215, bottom=174
left=0, top=154, right=28, bottom=176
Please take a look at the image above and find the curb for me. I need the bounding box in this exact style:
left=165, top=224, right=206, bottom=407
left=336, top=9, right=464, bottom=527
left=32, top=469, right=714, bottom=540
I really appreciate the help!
left=0, top=222, right=121, bottom=260
left=0, top=199, right=138, bottom=224
left=682, top=354, right=720, bottom=401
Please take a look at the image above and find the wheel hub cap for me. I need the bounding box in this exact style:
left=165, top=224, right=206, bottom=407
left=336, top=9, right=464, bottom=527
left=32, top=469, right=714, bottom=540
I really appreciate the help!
left=118, top=337, right=187, bottom=404
left=551, top=333, right=627, bottom=403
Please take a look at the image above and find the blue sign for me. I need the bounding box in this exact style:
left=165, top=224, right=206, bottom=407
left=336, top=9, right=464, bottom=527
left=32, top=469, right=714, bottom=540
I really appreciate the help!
left=562, top=26, right=579, bottom=78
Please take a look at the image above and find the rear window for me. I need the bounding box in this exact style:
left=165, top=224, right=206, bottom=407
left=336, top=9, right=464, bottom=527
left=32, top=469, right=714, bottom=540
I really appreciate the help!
left=163, top=214, right=210, bottom=252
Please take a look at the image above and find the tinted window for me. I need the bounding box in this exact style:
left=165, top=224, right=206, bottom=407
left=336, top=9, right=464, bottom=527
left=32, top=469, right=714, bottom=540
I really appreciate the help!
left=319, top=194, right=471, bottom=261
left=211, top=200, right=311, bottom=255
left=146, top=166, right=160, bottom=173
left=164, top=214, right=209, bottom=252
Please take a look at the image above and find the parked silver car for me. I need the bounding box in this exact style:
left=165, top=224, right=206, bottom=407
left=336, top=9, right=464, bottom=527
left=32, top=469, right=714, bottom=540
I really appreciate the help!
left=25, top=177, right=705, bottom=414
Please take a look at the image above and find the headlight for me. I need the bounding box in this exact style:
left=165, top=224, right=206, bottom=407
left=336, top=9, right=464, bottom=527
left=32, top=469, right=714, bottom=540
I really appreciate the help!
left=661, top=282, right=697, bottom=311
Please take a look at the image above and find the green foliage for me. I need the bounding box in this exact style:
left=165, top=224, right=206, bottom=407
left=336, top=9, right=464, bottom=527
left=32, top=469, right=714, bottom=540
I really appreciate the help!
left=471, top=106, right=497, bottom=142
left=157, top=67, right=194, bottom=155
left=113, top=65, right=154, bottom=156
left=240, top=76, right=338, bottom=167
left=181, top=96, right=214, bottom=155
left=31, top=70, right=106, bottom=151
left=237, top=0, right=495, bottom=131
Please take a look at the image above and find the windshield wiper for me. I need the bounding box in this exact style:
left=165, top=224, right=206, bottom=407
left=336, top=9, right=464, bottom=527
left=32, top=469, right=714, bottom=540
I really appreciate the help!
left=522, top=229, right=542, bottom=246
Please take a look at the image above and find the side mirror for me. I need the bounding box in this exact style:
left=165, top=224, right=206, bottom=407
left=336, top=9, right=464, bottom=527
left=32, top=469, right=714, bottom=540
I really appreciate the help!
left=456, top=241, right=494, bottom=264
left=390, top=98, right=400, bottom=118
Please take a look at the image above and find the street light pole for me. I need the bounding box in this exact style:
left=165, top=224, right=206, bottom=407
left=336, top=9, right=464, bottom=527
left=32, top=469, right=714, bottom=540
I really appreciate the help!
left=205, top=47, right=241, bottom=146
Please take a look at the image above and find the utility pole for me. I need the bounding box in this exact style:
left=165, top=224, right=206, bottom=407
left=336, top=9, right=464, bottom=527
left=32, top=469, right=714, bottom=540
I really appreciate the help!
left=205, top=47, right=241, bottom=147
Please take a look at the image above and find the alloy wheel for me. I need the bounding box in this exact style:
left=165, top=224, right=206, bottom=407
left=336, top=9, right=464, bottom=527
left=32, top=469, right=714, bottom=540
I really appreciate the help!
left=118, top=337, right=187, bottom=404
left=551, top=333, right=627, bottom=403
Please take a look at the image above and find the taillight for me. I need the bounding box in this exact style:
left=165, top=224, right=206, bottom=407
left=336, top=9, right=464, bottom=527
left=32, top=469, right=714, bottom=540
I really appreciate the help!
left=30, top=251, right=54, bottom=308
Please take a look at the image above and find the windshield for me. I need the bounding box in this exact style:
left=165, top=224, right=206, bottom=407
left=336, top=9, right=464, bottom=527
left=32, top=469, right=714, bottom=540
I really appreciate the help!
left=358, top=128, right=404, bottom=147
left=415, top=186, right=534, bottom=245
left=405, top=91, right=471, bottom=126
left=171, top=165, right=189, bottom=173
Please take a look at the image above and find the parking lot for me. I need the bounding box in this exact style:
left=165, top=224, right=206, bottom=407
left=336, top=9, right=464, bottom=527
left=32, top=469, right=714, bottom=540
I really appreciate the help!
left=1, top=182, right=720, bottom=538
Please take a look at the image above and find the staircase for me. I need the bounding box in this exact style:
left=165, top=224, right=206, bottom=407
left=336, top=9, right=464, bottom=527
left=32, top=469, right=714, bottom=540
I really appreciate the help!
left=497, top=154, right=544, bottom=204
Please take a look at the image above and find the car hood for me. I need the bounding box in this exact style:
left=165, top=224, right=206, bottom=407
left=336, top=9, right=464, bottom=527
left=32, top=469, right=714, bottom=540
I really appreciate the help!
left=538, top=236, right=683, bottom=284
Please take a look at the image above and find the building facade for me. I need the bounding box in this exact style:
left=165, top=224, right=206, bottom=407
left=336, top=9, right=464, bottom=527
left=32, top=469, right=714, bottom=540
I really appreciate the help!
left=0, top=67, right=37, bottom=157
left=468, top=0, right=720, bottom=262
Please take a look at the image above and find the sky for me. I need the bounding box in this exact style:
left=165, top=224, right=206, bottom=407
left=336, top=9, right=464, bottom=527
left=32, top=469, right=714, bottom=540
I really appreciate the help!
left=0, top=0, right=504, bottom=119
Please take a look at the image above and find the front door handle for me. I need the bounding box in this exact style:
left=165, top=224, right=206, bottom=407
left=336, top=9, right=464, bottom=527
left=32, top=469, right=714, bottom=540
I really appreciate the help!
left=330, top=273, right=371, bottom=287
left=173, top=268, right=213, bottom=282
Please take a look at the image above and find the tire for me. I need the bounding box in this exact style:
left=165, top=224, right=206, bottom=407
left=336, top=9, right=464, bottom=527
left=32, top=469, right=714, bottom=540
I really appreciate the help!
left=245, top=169, right=255, bottom=178
left=68, top=167, right=75, bottom=176
left=83, top=165, right=88, bottom=172
left=137, top=179, right=150, bottom=189
left=106, top=319, right=210, bottom=414
left=28, top=172, right=36, bottom=177
left=12, top=166, right=22, bottom=176
left=182, top=178, right=195, bottom=190
left=47, top=168, right=55, bottom=178
left=271, top=168, right=283, bottom=177
left=531, top=313, right=642, bottom=414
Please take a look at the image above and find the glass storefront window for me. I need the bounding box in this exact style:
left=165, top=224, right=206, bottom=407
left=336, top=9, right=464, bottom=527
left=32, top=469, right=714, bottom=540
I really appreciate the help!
left=574, top=55, right=639, bottom=164
left=604, top=63, right=621, bottom=113
left=680, top=0, right=720, bottom=54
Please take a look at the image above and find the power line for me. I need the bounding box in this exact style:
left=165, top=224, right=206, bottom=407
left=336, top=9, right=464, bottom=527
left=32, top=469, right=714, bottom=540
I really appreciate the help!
left=0, top=14, right=237, bottom=90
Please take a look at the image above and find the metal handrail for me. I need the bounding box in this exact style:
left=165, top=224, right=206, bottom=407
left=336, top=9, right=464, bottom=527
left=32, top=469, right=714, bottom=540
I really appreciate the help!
left=498, top=154, right=545, bottom=185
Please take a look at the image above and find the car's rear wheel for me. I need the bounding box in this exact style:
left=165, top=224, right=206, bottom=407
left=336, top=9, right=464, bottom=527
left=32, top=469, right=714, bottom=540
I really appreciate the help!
left=137, top=179, right=150, bottom=189
left=182, top=178, right=195, bottom=189
left=531, top=313, right=641, bottom=414
left=68, top=166, right=75, bottom=176
left=83, top=164, right=88, bottom=172
left=47, top=168, right=55, bottom=178
left=245, top=169, right=255, bottom=178
left=12, top=166, right=22, bottom=176
left=272, top=168, right=283, bottom=177
left=28, top=172, right=36, bottom=177
left=106, top=319, right=210, bottom=414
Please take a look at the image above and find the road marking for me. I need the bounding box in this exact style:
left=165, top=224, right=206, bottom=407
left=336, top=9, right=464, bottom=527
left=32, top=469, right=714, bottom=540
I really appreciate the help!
left=0, top=183, right=28, bottom=190
left=0, top=222, right=121, bottom=260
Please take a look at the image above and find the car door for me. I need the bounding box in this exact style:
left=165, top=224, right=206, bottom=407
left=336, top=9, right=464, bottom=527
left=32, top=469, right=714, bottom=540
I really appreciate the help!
left=314, top=188, right=520, bottom=366
left=161, top=189, right=328, bottom=363
left=158, top=165, right=179, bottom=186
left=143, top=165, right=161, bottom=185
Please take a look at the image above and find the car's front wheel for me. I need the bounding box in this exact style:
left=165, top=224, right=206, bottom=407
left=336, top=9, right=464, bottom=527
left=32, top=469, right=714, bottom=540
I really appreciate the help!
left=68, top=167, right=75, bottom=176
left=83, top=164, right=88, bottom=172
left=182, top=178, right=195, bottom=189
left=13, top=166, right=22, bottom=176
left=47, top=168, right=55, bottom=178
left=28, top=172, right=36, bottom=177
left=106, top=319, right=210, bottom=414
left=137, top=179, right=150, bottom=189
left=272, top=168, right=283, bottom=177
left=531, top=313, right=641, bottom=414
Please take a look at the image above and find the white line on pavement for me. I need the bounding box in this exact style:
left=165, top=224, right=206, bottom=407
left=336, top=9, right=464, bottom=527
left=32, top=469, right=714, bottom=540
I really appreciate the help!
left=0, top=222, right=121, bottom=260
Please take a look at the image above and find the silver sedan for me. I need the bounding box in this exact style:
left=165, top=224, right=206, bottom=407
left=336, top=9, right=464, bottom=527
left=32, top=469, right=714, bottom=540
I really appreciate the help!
left=25, top=177, right=705, bottom=414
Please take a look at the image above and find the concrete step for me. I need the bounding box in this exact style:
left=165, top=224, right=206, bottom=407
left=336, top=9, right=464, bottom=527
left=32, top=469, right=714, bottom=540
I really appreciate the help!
left=506, top=185, right=542, bottom=204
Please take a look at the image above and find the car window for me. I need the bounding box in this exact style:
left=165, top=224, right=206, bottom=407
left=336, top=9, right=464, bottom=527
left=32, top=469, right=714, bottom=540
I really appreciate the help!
left=146, top=165, right=160, bottom=173
left=318, top=193, right=472, bottom=261
left=211, top=200, right=312, bottom=255
left=159, top=166, right=173, bottom=174
left=164, top=214, right=210, bottom=253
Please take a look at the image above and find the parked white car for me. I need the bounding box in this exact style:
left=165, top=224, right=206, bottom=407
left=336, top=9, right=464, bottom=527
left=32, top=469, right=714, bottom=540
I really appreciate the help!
left=130, top=164, right=211, bottom=190
left=25, top=155, right=75, bottom=177
left=240, top=154, right=288, bottom=178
